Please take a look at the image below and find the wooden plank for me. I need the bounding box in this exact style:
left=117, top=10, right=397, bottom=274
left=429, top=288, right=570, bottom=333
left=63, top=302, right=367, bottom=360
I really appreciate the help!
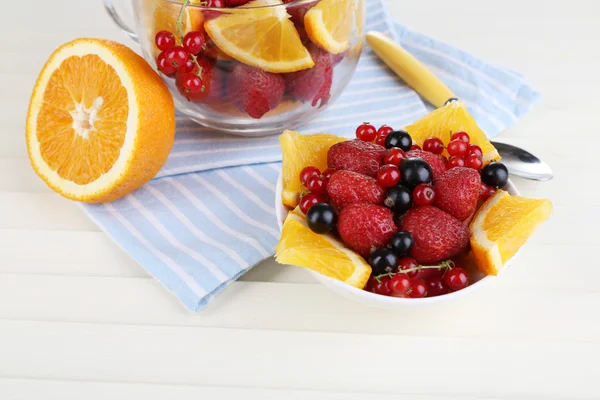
left=0, top=275, right=598, bottom=342
left=0, top=320, right=596, bottom=398
left=0, top=378, right=501, bottom=400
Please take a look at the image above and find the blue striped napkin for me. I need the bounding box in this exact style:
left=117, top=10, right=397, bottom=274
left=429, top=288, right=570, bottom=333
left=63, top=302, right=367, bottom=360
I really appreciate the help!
left=83, top=0, right=540, bottom=311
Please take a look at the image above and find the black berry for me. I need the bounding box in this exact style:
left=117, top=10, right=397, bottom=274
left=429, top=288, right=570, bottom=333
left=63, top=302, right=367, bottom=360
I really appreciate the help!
left=390, top=231, right=414, bottom=257
left=306, top=203, right=336, bottom=234
left=400, top=158, right=433, bottom=187
left=444, top=97, right=459, bottom=106
left=384, top=185, right=413, bottom=214
left=368, top=248, right=399, bottom=275
left=481, top=162, right=509, bottom=188
left=385, top=130, right=412, bottom=151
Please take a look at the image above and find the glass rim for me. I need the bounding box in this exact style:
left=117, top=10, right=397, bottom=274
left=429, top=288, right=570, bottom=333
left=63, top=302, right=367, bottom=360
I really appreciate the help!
left=166, top=0, right=320, bottom=9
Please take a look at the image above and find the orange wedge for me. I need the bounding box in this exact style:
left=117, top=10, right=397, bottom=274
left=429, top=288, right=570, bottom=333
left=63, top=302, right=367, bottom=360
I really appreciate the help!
left=470, top=190, right=553, bottom=275
left=26, top=38, right=175, bottom=203
left=275, top=211, right=371, bottom=289
left=305, top=0, right=354, bottom=54
left=404, top=100, right=501, bottom=164
left=205, top=0, right=314, bottom=73
left=280, top=130, right=347, bottom=208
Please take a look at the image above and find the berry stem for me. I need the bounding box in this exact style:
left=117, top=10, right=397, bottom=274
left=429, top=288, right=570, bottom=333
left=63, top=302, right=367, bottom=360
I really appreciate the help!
left=375, top=260, right=455, bottom=282
left=176, top=0, right=191, bottom=41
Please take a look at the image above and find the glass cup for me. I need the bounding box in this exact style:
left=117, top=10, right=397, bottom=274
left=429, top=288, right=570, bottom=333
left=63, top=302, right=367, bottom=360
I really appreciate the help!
left=103, top=0, right=365, bottom=136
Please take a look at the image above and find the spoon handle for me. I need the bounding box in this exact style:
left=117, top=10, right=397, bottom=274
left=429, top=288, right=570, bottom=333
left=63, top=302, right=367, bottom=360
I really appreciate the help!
left=366, top=31, right=455, bottom=108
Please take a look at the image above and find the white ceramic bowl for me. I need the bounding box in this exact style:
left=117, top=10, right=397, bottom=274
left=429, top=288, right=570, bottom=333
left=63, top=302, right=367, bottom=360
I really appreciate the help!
left=275, top=173, right=520, bottom=309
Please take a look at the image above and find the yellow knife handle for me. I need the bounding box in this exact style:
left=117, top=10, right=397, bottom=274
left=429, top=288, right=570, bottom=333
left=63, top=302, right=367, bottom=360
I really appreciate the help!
left=366, top=31, right=455, bottom=109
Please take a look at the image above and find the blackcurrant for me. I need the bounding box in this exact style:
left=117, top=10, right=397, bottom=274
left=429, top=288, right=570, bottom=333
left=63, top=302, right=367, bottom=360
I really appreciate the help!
left=368, top=248, right=399, bottom=275
left=400, top=158, right=433, bottom=187
left=306, top=203, right=336, bottom=234
left=481, top=162, right=509, bottom=188
left=390, top=231, right=414, bottom=257
left=385, top=130, right=412, bottom=151
left=384, top=185, right=413, bottom=214
left=444, top=97, right=459, bottom=106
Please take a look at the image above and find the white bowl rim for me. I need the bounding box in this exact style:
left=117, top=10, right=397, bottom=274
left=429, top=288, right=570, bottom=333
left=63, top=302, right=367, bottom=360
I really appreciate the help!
left=275, top=172, right=521, bottom=307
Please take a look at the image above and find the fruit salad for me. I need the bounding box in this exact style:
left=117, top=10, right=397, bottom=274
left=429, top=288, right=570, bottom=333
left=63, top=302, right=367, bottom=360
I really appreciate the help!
left=142, top=0, right=363, bottom=122
left=275, top=101, right=553, bottom=298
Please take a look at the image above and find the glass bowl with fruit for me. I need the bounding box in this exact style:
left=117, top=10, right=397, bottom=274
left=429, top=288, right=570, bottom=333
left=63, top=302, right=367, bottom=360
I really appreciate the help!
left=105, top=0, right=365, bottom=136
left=274, top=102, right=553, bottom=308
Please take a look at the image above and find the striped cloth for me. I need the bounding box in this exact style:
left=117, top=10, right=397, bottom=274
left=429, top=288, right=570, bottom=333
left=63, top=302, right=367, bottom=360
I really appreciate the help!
left=83, top=0, right=541, bottom=311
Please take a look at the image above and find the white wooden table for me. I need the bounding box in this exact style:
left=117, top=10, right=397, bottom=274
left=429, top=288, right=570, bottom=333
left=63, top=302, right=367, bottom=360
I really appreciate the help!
left=1, top=1, right=599, bottom=398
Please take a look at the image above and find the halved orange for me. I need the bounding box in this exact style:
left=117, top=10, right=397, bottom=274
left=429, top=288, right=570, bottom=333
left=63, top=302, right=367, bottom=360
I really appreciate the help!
left=205, top=0, right=314, bottom=73
left=404, top=100, right=501, bottom=164
left=305, top=0, right=354, bottom=54
left=275, top=211, right=371, bottom=289
left=26, top=38, right=175, bottom=203
left=280, top=130, right=347, bottom=208
left=470, top=190, right=553, bottom=275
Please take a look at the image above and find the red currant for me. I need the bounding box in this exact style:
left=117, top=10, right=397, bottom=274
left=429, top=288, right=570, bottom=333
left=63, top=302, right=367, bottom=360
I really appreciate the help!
left=372, top=276, right=392, bottom=296
left=468, top=144, right=483, bottom=158
left=398, top=257, right=418, bottom=278
left=383, top=148, right=406, bottom=167
left=377, top=165, right=401, bottom=188
left=410, top=144, right=422, bottom=151
left=465, top=154, right=483, bottom=170
left=480, top=183, right=497, bottom=201
left=307, top=175, right=327, bottom=195
left=180, top=73, right=203, bottom=94
left=300, top=166, right=320, bottom=185
left=426, top=278, right=448, bottom=297
left=407, top=279, right=428, bottom=298
left=203, top=0, right=226, bottom=19
left=447, top=139, right=469, bottom=157
left=356, top=123, right=377, bottom=142
left=178, top=56, right=195, bottom=74
left=322, top=168, right=337, bottom=181
left=447, top=156, right=465, bottom=169
left=183, top=31, right=206, bottom=55
left=389, top=274, right=411, bottom=296
left=155, top=30, right=176, bottom=51
left=375, top=125, right=394, bottom=146
left=156, top=51, right=176, bottom=75
left=299, top=193, right=326, bottom=214
left=451, top=131, right=470, bottom=143
left=423, top=137, right=444, bottom=155
left=164, top=46, right=189, bottom=71
left=443, top=267, right=469, bottom=291
left=413, top=184, right=436, bottom=206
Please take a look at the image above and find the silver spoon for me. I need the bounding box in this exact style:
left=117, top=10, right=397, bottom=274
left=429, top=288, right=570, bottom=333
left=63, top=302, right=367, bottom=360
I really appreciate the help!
left=491, top=141, right=553, bottom=181
left=366, top=31, right=553, bottom=181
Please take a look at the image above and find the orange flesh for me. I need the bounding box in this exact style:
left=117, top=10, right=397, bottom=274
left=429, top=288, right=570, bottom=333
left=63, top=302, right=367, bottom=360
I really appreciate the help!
left=37, top=55, right=128, bottom=185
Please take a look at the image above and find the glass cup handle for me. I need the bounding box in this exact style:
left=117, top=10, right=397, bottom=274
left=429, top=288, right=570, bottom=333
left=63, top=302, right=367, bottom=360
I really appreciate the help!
left=103, top=0, right=139, bottom=43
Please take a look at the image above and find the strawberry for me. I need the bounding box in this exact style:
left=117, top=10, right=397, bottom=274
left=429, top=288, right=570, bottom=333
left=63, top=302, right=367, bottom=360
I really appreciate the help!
left=397, top=206, right=469, bottom=264
left=327, top=170, right=386, bottom=209
left=282, top=0, right=319, bottom=27
left=286, top=46, right=333, bottom=107
left=433, top=167, right=481, bottom=221
left=327, top=140, right=386, bottom=177
left=406, top=149, right=447, bottom=179
left=338, top=204, right=398, bottom=258
left=227, top=63, right=285, bottom=119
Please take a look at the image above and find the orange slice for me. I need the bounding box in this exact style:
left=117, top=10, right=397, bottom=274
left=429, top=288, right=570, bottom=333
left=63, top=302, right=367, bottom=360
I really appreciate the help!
left=275, top=211, right=371, bottom=289
left=305, top=0, right=354, bottom=54
left=280, top=130, right=347, bottom=208
left=205, top=0, right=314, bottom=73
left=26, top=38, right=176, bottom=203
left=470, top=190, right=553, bottom=275
left=404, top=100, right=501, bottom=164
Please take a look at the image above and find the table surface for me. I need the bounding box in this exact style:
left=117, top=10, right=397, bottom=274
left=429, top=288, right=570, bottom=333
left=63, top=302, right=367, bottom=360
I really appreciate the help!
left=2, top=0, right=600, bottom=399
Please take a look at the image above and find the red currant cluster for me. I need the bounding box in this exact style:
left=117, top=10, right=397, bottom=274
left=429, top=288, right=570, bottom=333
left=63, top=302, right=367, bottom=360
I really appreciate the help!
left=424, top=131, right=484, bottom=170
left=355, top=122, right=393, bottom=146
left=155, top=29, right=207, bottom=96
left=298, top=166, right=337, bottom=214
left=366, top=259, right=470, bottom=298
